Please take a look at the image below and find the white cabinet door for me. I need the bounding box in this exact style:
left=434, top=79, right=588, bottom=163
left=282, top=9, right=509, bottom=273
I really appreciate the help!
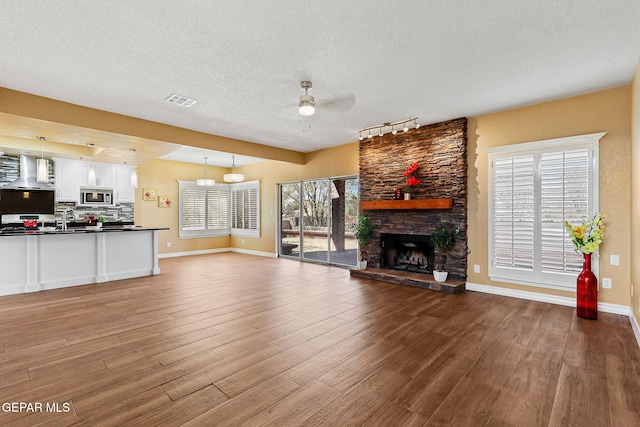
left=95, top=164, right=115, bottom=187
left=54, top=159, right=79, bottom=202
left=115, top=166, right=136, bottom=203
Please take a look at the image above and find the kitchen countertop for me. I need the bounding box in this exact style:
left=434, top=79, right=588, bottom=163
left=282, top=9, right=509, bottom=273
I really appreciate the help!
left=0, top=226, right=169, bottom=236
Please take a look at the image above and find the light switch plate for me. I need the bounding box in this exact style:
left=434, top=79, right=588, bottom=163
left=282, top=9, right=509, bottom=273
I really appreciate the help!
left=602, top=278, right=612, bottom=289
left=610, top=255, right=620, bottom=266
left=474, top=264, right=480, bottom=273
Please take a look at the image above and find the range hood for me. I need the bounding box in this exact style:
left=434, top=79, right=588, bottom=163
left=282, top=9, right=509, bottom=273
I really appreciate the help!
left=2, top=155, right=54, bottom=191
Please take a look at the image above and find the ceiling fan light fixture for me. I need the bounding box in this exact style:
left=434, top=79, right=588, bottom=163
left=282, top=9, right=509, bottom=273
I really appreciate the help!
left=298, top=81, right=315, bottom=116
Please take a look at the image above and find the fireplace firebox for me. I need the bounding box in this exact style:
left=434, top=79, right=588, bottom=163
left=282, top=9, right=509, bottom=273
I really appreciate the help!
left=381, top=233, right=435, bottom=274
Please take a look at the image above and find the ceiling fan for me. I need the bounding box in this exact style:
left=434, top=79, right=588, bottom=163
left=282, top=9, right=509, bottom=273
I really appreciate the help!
left=296, top=81, right=356, bottom=116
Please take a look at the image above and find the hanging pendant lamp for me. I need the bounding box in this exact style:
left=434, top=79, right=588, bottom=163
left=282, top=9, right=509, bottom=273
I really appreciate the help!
left=87, top=144, right=97, bottom=186
left=36, top=136, right=48, bottom=183
left=196, top=156, right=215, bottom=186
left=223, top=155, right=244, bottom=183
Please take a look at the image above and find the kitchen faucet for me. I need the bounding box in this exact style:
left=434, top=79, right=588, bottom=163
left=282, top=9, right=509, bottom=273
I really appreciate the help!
left=61, top=208, right=76, bottom=232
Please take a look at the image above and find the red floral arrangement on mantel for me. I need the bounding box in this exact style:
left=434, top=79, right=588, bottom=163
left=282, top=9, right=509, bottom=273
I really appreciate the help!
left=403, top=162, right=421, bottom=195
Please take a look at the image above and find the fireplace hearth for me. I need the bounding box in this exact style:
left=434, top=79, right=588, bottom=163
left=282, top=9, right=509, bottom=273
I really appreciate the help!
left=382, top=233, right=434, bottom=274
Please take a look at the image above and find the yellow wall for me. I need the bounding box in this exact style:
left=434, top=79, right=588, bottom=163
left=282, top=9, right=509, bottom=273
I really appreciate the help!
left=138, top=142, right=359, bottom=255
left=631, top=62, right=640, bottom=320
left=468, top=86, right=632, bottom=306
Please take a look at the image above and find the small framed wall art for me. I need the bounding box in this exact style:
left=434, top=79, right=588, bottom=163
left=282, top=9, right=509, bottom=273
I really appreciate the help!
left=158, top=196, right=171, bottom=208
left=143, top=188, right=157, bottom=201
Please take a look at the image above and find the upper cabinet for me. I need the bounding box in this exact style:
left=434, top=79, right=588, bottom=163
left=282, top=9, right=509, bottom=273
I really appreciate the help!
left=114, top=165, right=136, bottom=203
left=54, top=158, right=79, bottom=202
left=53, top=158, right=137, bottom=204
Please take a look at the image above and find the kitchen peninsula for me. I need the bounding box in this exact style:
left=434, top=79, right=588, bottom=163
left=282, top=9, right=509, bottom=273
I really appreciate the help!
left=0, top=226, right=168, bottom=296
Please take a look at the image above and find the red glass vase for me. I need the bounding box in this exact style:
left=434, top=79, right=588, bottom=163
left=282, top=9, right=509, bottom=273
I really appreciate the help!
left=576, top=253, right=598, bottom=320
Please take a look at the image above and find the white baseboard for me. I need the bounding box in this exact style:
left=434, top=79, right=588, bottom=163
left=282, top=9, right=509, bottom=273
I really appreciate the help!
left=159, top=248, right=231, bottom=259
left=229, top=248, right=277, bottom=258
left=466, top=282, right=638, bottom=348
left=159, top=247, right=276, bottom=259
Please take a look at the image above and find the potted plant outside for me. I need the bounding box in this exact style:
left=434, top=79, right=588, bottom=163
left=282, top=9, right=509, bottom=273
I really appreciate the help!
left=354, top=215, right=375, bottom=269
left=430, top=224, right=459, bottom=282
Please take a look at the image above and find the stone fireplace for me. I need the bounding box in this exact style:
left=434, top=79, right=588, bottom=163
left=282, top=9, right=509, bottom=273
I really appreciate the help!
left=351, top=117, right=468, bottom=293
left=382, top=233, right=435, bottom=274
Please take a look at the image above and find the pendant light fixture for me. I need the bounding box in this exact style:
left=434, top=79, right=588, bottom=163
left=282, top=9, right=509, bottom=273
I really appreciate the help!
left=131, top=167, right=138, bottom=188
left=196, top=156, right=215, bottom=186
left=298, top=81, right=315, bottom=116
left=87, top=143, right=97, bottom=186
left=36, top=136, right=48, bottom=183
left=129, top=148, right=138, bottom=188
left=223, top=155, right=244, bottom=183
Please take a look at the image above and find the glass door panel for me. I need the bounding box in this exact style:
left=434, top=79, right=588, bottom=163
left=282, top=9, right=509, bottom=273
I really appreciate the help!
left=302, top=180, right=329, bottom=262
left=279, top=182, right=301, bottom=258
left=328, top=177, right=359, bottom=267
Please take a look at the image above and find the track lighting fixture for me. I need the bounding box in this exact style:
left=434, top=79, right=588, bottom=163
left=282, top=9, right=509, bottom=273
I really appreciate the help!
left=357, top=117, right=420, bottom=141
left=298, top=81, right=315, bottom=116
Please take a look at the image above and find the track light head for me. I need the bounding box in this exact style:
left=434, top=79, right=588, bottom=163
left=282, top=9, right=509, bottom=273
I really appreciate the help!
left=414, top=120, right=420, bottom=129
left=358, top=132, right=364, bottom=141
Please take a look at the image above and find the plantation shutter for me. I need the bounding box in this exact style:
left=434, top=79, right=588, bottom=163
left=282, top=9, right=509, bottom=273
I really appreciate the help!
left=493, top=155, right=535, bottom=271
left=230, top=181, right=260, bottom=237
left=488, top=133, right=603, bottom=291
left=539, top=150, right=589, bottom=276
left=179, top=181, right=231, bottom=238
left=207, top=188, right=229, bottom=230
left=181, top=186, right=206, bottom=231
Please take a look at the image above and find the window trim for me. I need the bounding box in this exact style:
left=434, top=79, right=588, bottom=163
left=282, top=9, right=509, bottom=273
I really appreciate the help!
left=486, top=132, right=605, bottom=291
left=178, top=179, right=260, bottom=239
left=178, top=180, right=230, bottom=239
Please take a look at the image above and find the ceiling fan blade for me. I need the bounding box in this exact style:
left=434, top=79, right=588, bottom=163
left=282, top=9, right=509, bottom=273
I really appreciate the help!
left=319, top=93, right=356, bottom=112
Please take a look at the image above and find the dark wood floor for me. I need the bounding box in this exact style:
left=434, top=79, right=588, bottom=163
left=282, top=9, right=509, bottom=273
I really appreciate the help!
left=1, top=253, right=639, bottom=426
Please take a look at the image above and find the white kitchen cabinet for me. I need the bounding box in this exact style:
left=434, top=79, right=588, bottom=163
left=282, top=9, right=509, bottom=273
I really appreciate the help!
left=115, top=165, right=136, bottom=203
left=55, top=159, right=136, bottom=204
left=54, top=158, right=80, bottom=202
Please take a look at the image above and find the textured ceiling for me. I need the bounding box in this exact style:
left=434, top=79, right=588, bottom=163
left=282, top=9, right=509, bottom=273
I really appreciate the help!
left=0, top=1, right=638, bottom=165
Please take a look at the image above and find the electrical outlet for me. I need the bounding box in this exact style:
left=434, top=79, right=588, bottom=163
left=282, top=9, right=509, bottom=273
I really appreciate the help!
left=610, top=254, right=620, bottom=266
left=602, top=278, right=612, bottom=289
left=632, top=286, right=634, bottom=297
left=474, top=264, right=480, bottom=273
left=167, top=242, right=171, bottom=248
left=242, top=239, right=245, bottom=245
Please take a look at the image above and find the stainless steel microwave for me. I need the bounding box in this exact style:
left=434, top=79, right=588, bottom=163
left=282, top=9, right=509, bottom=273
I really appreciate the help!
left=81, top=188, right=113, bottom=205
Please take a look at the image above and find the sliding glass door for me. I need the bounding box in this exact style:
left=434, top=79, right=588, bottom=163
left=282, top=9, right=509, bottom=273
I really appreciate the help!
left=278, top=176, right=358, bottom=267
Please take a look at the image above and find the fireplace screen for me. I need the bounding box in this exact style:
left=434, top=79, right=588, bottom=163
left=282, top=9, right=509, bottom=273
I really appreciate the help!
left=381, top=233, right=434, bottom=274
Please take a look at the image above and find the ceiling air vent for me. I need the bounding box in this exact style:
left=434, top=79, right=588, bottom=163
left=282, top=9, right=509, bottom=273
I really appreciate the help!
left=165, top=94, right=197, bottom=107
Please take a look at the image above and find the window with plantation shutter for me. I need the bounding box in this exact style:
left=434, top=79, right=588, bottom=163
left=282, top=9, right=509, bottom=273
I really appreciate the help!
left=487, top=133, right=604, bottom=290
left=179, top=181, right=229, bottom=238
left=230, top=181, right=260, bottom=238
